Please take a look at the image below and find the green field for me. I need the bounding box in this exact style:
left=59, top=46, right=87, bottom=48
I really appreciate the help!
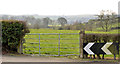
left=26, top=29, right=119, bottom=34
left=23, top=29, right=80, bottom=55
left=23, top=29, right=120, bottom=58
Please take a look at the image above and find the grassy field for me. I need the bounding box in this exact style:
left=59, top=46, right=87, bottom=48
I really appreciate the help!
left=23, top=29, right=80, bottom=55
left=28, top=29, right=119, bottom=34
left=23, top=29, right=119, bottom=58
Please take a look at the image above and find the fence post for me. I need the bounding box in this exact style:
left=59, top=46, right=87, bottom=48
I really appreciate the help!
left=39, top=34, right=41, bottom=56
left=113, top=42, right=116, bottom=60
left=118, top=41, right=120, bottom=62
left=18, top=39, right=23, bottom=54
left=20, top=39, right=23, bottom=54
left=21, top=38, right=25, bottom=54
left=79, top=30, right=85, bottom=58
left=58, top=33, right=60, bottom=56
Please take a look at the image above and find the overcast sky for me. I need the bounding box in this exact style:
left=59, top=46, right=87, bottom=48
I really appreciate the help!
left=0, top=0, right=119, bottom=15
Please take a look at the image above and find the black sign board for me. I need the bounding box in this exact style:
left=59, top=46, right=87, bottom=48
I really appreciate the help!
left=83, top=42, right=119, bottom=55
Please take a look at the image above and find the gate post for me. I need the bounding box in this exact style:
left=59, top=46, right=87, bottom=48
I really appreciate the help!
left=58, top=33, right=60, bottom=56
left=79, top=30, right=85, bottom=58
left=118, top=41, right=120, bottom=62
left=21, top=38, right=25, bottom=54
left=19, top=41, right=22, bottom=54
left=18, top=38, right=24, bottom=54
left=39, top=34, right=41, bottom=56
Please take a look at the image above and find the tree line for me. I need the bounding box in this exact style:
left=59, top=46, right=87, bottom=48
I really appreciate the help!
left=0, top=15, right=68, bottom=29
left=0, top=10, right=118, bottom=32
left=60, top=10, right=118, bottom=32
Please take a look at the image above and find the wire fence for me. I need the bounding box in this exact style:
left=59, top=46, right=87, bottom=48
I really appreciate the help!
left=23, top=33, right=80, bottom=56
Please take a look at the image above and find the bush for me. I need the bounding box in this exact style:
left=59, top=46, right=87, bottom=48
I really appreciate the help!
left=58, top=27, right=63, bottom=30
left=1, top=20, right=29, bottom=52
left=82, top=34, right=120, bottom=43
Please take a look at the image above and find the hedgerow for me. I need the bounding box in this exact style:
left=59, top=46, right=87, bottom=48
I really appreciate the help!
left=1, top=20, right=29, bottom=53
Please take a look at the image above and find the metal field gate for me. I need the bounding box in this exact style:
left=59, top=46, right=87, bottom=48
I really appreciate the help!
left=23, top=33, right=80, bottom=56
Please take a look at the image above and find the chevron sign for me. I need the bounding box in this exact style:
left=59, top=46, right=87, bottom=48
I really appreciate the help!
left=83, top=42, right=119, bottom=55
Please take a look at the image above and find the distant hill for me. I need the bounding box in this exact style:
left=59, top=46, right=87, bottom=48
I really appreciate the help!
left=32, top=14, right=98, bottom=24
left=0, top=14, right=97, bottom=24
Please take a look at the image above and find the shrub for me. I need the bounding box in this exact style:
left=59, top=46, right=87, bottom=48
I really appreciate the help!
left=1, top=20, right=29, bottom=52
left=82, top=34, right=120, bottom=43
left=58, top=27, right=63, bottom=30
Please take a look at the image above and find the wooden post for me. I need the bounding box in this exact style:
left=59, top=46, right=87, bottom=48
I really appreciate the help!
left=21, top=40, right=24, bottom=54
left=19, top=40, right=22, bottom=54
left=97, top=54, right=101, bottom=59
left=90, top=55, right=92, bottom=59
left=93, top=55, right=96, bottom=59
left=102, top=54, right=104, bottom=59
left=114, top=54, right=116, bottom=60
left=18, top=39, right=25, bottom=54
left=79, top=30, right=85, bottom=58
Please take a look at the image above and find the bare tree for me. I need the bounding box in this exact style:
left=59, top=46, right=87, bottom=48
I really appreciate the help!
left=97, top=10, right=117, bottom=32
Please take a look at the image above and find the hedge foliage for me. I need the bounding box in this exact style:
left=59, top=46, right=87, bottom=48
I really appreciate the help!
left=1, top=20, right=29, bottom=51
left=82, top=34, right=120, bottom=43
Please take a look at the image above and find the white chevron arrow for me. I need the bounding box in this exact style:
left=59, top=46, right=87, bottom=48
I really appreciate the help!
left=101, top=42, right=112, bottom=55
left=84, top=43, right=95, bottom=55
